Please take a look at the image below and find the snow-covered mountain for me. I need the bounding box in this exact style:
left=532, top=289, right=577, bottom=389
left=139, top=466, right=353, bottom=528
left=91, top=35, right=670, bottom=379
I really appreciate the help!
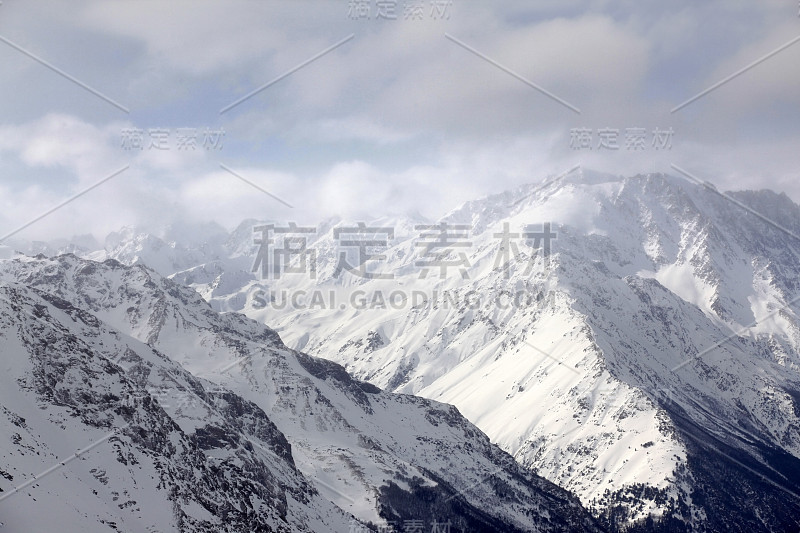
left=0, top=254, right=602, bottom=532
left=0, top=271, right=354, bottom=532
left=9, top=169, right=800, bottom=531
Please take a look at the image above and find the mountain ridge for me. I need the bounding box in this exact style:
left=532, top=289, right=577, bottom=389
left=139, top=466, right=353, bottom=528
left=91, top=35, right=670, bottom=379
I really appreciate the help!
left=0, top=253, right=603, bottom=532
left=4, top=169, right=800, bottom=530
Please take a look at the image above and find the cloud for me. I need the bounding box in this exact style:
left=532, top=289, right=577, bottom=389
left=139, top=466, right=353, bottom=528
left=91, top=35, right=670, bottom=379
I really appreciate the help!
left=690, top=23, right=800, bottom=123
left=0, top=2, right=799, bottom=243
left=0, top=114, right=124, bottom=185
left=178, top=166, right=298, bottom=226
left=80, top=1, right=294, bottom=77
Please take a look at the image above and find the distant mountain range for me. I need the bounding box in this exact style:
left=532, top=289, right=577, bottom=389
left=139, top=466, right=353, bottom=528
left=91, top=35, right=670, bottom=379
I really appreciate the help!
left=3, top=169, right=800, bottom=531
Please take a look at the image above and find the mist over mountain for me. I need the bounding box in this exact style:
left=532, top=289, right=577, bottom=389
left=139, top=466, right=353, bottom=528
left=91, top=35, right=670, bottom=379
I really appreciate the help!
left=3, top=169, right=800, bottom=531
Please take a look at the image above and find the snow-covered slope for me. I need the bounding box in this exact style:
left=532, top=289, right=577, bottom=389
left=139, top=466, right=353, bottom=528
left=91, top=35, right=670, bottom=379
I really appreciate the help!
left=0, top=255, right=602, bottom=532
left=0, top=280, right=354, bottom=532
left=15, top=169, right=800, bottom=531
left=182, top=171, right=800, bottom=530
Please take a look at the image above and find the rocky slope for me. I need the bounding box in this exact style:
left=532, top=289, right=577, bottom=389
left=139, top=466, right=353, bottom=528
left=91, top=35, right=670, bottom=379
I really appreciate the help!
left=0, top=255, right=602, bottom=532
left=10, top=169, right=800, bottom=531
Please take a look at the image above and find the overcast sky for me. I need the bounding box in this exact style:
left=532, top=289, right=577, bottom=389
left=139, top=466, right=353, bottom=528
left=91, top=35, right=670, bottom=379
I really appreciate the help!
left=1, top=0, right=799, bottom=241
